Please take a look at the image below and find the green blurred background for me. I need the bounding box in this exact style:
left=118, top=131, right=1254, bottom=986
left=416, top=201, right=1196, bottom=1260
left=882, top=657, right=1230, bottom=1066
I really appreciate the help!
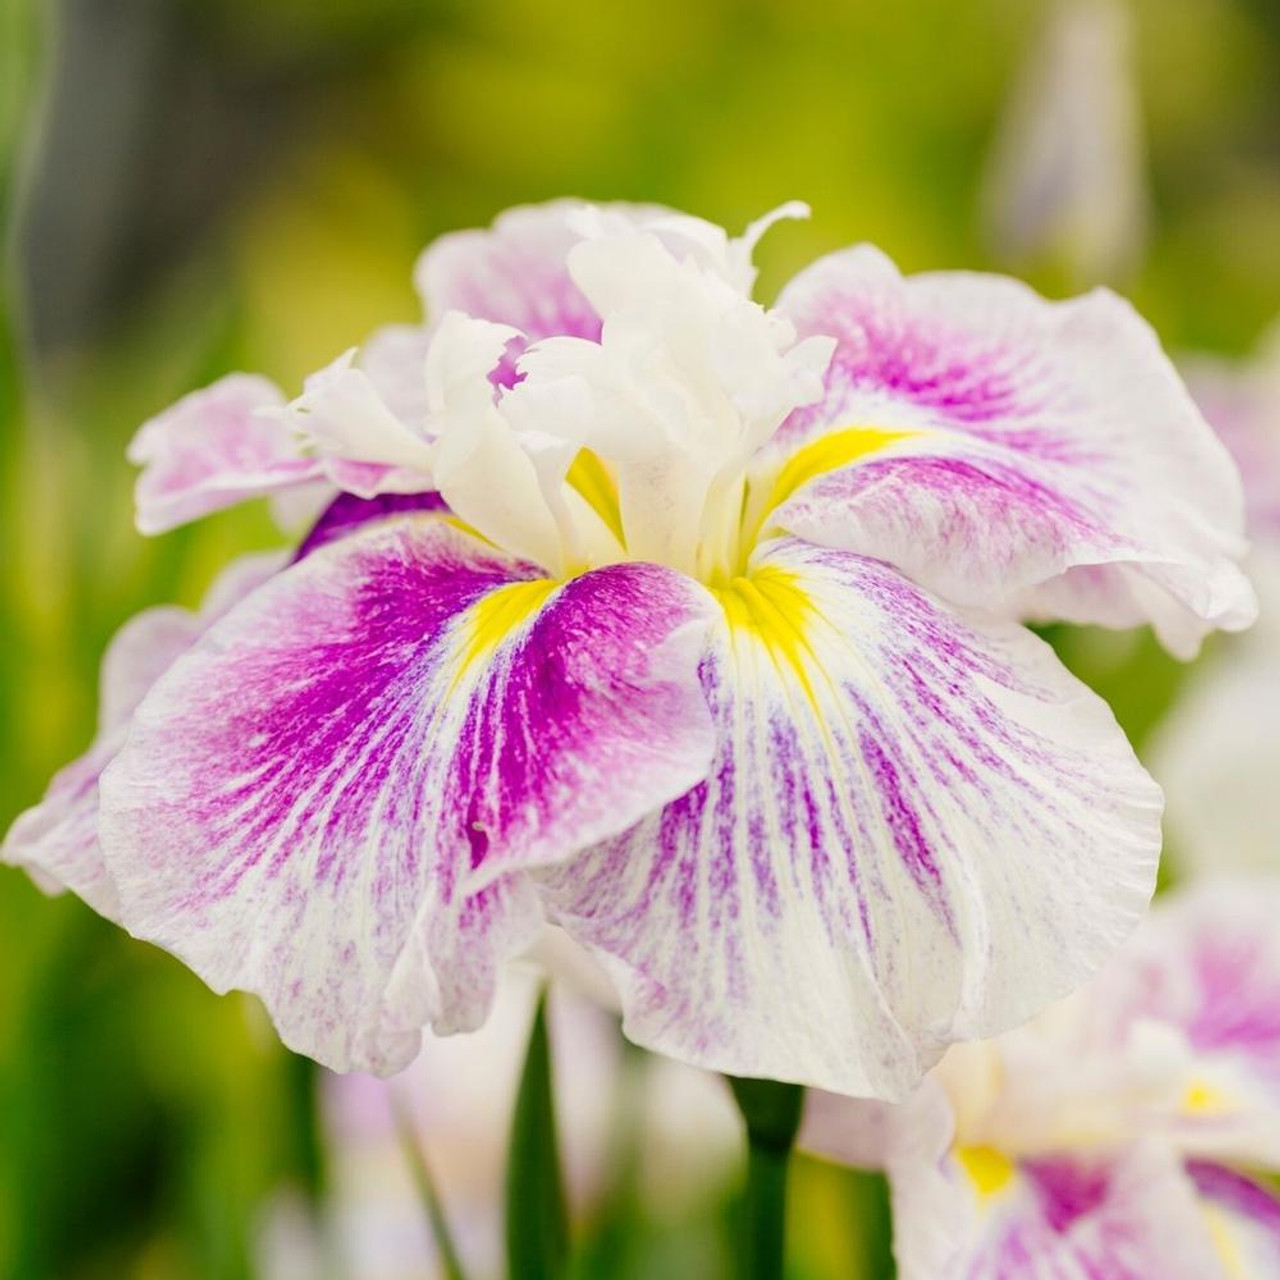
left=2, top=0, right=1278, bottom=1275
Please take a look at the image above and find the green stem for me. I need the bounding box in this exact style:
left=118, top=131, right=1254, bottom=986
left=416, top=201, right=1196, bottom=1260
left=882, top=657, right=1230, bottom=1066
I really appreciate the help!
left=727, top=1076, right=805, bottom=1280
left=391, top=1091, right=469, bottom=1280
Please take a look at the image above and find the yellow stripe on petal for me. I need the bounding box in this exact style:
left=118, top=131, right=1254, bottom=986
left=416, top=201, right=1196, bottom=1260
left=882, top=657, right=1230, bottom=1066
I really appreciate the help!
left=567, top=448, right=624, bottom=546
left=735, top=425, right=917, bottom=565
left=713, top=568, right=818, bottom=707
left=956, top=1144, right=1017, bottom=1201
left=457, top=579, right=559, bottom=677
left=767, top=425, right=916, bottom=511
left=1183, top=1079, right=1233, bottom=1116
left=1204, top=1206, right=1248, bottom=1279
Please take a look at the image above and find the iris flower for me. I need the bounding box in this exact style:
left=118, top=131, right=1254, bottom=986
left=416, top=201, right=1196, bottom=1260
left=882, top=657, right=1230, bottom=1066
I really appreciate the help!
left=804, top=881, right=1280, bottom=1276
left=3, top=201, right=1254, bottom=1098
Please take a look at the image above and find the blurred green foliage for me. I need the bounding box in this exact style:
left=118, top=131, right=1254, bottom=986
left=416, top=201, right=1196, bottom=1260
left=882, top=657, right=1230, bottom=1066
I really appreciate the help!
left=2, top=0, right=1278, bottom=1275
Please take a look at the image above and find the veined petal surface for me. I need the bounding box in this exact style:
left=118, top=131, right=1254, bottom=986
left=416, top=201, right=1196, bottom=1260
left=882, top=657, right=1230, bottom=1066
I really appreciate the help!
left=771, top=246, right=1254, bottom=657
left=130, top=374, right=321, bottom=533
left=98, top=517, right=716, bottom=1074
left=2, top=553, right=285, bottom=914
left=540, top=538, right=1161, bottom=1098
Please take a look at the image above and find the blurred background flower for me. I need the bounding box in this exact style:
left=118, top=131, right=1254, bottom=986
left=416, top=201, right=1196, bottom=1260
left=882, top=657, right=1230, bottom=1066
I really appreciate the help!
left=3, top=0, right=1280, bottom=1275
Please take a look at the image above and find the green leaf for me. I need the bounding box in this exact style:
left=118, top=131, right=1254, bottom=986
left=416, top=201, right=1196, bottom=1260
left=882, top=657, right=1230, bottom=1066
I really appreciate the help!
left=391, top=1091, right=469, bottom=1280
left=727, top=1076, right=806, bottom=1280
left=506, top=988, right=569, bottom=1280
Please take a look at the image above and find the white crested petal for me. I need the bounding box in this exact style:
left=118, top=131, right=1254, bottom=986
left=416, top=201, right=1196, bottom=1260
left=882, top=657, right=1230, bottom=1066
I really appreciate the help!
left=359, top=322, right=435, bottom=432
left=283, top=349, right=436, bottom=486
left=414, top=199, right=794, bottom=345
left=540, top=538, right=1161, bottom=1098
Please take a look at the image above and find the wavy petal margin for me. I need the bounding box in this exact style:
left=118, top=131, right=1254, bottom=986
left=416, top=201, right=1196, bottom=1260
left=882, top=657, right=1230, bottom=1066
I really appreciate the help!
left=770, top=246, right=1255, bottom=657
left=2, top=553, right=286, bottom=914
left=98, top=517, right=716, bottom=1073
left=129, top=374, right=321, bottom=533
left=540, top=538, right=1161, bottom=1098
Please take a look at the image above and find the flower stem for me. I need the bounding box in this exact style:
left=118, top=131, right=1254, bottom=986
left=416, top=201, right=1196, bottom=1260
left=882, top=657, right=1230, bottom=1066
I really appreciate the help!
left=727, top=1076, right=805, bottom=1280
left=390, top=1090, right=469, bottom=1280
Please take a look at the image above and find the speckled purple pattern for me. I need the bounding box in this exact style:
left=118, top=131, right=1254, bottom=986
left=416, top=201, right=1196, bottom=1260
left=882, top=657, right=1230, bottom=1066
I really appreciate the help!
left=769, top=247, right=1253, bottom=656
left=97, top=516, right=715, bottom=1073
left=540, top=537, right=1160, bottom=1097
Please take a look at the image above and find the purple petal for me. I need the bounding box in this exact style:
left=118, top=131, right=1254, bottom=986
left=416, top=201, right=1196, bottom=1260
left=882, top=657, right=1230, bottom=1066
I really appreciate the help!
left=770, top=246, right=1254, bottom=657
left=98, top=517, right=715, bottom=1073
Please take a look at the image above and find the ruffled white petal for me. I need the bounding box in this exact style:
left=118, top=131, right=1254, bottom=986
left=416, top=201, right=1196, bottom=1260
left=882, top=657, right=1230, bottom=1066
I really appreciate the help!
left=541, top=538, right=1161, bottom=1098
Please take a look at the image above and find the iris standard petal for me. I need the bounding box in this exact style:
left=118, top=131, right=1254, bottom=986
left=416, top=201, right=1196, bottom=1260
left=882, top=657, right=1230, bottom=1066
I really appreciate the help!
left=414, top=200, right=611, bottom=342
left=769, top=245, right=1255, bottom=657
left=413, top=198, right=790, bottom=343
left=2, top=552, right=285, bottom=914
left=129, top=374, right=322, bottom=533
left=538, top=537, right=1161, bottom=1098
left=97, top=517, right=717, bottom=1074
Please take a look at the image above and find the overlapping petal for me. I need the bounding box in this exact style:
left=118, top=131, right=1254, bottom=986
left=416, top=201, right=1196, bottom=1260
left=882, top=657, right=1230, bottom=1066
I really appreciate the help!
left=2, top=553, right=285, bottom=913
left=890, top=1133, right=1219, bottom=1280
left=413, top=199, right=806, bottom=343
left=129, top=374, right=320, bottom=533
left=769, top=246, right=1255, bottom=656
left=540, top=537, right=1161, bottom=1097
left=97, top=516, right=717, bottom=1073
left=802, top=881, right=1280, bottom=1276
left=1085, top=880, right=1280, bottom=1167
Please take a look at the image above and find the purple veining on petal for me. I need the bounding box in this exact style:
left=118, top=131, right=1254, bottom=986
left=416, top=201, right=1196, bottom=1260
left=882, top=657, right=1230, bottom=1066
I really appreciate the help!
left=295, top=491, right=449, bottom=560
left=1186, top=1160, right=1280, bottom=1230
left=99, top=519, right=714, bottom=1072
left=770, top=248, right=1253, bottom=654
left=1024, top=1157, right=1112, bottom=1233
left=540, top=537, right=1159, bottom=1096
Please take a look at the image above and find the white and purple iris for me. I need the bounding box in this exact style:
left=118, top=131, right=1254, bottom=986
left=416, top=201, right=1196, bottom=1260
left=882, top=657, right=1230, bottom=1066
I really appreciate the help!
left=804, top=881, right=1280, bottom=1277
left=2, top=201, right=1256, bottom=1098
